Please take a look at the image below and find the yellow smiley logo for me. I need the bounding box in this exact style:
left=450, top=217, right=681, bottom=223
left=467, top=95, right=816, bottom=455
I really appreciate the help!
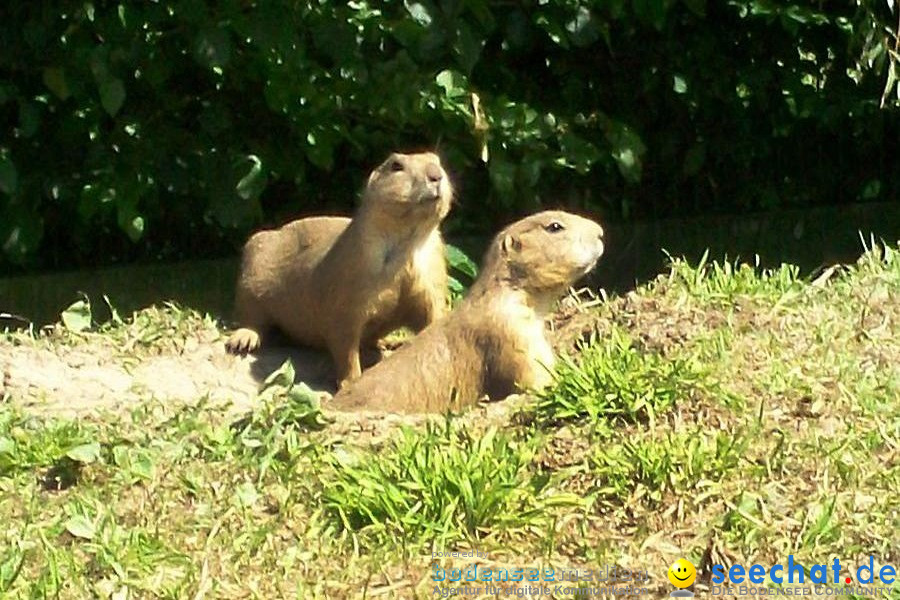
left=667, top=558, right=696, bottom=589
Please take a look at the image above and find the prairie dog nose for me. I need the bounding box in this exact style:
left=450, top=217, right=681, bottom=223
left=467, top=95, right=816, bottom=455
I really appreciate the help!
left=425, top=163, right=444, bottom=183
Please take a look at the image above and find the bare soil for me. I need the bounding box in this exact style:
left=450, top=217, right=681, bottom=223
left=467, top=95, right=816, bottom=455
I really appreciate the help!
left=0, top=316, right=565, bottom=430
left=0, top=322, right=333, bottom=418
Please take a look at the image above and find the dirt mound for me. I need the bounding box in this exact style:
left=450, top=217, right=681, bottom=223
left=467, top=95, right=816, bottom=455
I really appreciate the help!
left=2, top=291, right=603, bottom=423
left=0, top=324, right=336, bottom=418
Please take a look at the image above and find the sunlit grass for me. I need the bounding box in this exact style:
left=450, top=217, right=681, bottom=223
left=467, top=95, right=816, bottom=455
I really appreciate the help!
left=0, top=241, right=898, bottom=597
left=322, top=420, right=582, bottom=548
left=535, top=327, right=710, bottom=427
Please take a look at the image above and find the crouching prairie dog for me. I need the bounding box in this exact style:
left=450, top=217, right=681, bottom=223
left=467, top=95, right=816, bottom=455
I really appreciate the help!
left=225, top=152, right=453, bottom=388
left=329, top=210, right=605, bottom=414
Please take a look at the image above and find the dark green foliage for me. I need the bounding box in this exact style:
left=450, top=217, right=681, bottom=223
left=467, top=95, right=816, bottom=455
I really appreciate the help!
left=0, top=1, right=897, bottom=271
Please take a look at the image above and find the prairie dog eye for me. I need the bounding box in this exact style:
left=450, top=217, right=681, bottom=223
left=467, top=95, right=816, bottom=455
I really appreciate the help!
left=544, top=221, right=565, bottom=233
left=390, top=160, right=404, bottom=172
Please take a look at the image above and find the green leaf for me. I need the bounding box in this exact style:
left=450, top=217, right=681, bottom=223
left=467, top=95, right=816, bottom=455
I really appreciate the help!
left=18, top=102, right=40, bottom=138
left=519, top=160, right=542, bottom=187
left=103, top=294, right=124, bottom=326
left=126, top=215, right=145, bottom=241
left=263, top=359, right=296, bottom=390
left=404, top=1, right=435, bottom=27
left=209, top=197, right=259, bottom=229
left=489, top=159, right=516, bottom=202
left=0, top=157, right=17, bottom=196
left=112, top=446, right=154, bottom=481
left=535, top=14, right=569, bottom=47
left=435, top=69, right=468, bottom=98
left=504, top=10, right=532, bottom=51
left=860, top=179, right=881, bottom=200
left=453, top=22, right=485, bottom=75
left=632, top=0, right=669, bottom=30
left=128, top=453, right=154, bottom=480
left=99, top=78, right=126, bottom=117
left=605, top=121, right=646, bottom=184
left=312, top=21, right=358, bottom=66
left=0, top=544, right=24, bottom=587
left=559, top=132, right=602, bottom=174
left=565, top=6, right=601, bottom=47
left=194, top=28, right=232, bottom=70
left=683, top=143, right=706, bottom=176
left=448, top=277, right=464, bottom=298
left=115, top=193, right=146, bottom=243
left=466, top=0, right=496, bottom=30
left=263, top=77, right=291, bottom=114
left=66, top=442, right=101, bottom=463
left=0, top=437, right=14, bottom=455
left=78, top=185, right=114, bottom=221
left=235, top=155, right=267, bottom=201
left=286, top=381, right=321, bottom=405
left=64, top=515, right=96, bottom=540
left=304, top=126, right=338, bottom=171
left=61, top=297, right=92, bottom=333
left=682, top=0, right=706, bottom=16
left=42, top=67, right=71, bottom=100
left=199, top=103, right=233, bottom=135
left=446, top=244, right=478, bottom=279
left=0, top=208, right=43, bottom=264
left=234, top=482, right=259, bottom=508
left=89, top=46, right=110, bottom=82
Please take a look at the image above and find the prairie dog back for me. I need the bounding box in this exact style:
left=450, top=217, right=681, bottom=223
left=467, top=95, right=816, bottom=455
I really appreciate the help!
left=331, top=210, right=605, bottom=413
left=226, top=152, right=454, bottom=388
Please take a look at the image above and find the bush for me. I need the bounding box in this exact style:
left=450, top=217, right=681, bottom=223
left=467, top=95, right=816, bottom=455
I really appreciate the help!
left=1, top=1, right=897, bottom=272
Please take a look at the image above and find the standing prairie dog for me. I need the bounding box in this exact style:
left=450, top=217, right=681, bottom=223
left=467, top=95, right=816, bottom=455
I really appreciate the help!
left=330, top=210, right=605, bottom=414
left=225, top=152, right=453, bottom=388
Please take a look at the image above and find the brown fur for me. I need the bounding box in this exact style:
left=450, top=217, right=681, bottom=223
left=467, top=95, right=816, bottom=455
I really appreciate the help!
left=329, top=210, right=605, bottom=413
left=225, top=152, right=453, bottom=388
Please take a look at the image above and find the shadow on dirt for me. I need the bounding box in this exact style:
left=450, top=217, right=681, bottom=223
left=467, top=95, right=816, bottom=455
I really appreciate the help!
left=244, top=339, right=386, bottom=392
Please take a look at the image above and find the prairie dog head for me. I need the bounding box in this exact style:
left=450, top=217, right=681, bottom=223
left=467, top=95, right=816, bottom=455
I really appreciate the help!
left=362, top=152, right=453, bottom=224
left=477, top=211, right=605, bottom=306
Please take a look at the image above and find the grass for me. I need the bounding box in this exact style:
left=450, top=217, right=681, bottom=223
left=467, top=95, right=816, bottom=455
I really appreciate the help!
left=587, top=429, right=749, bottom=507
left=322, top=420, right=581, bottom=548
left=535, top=327, right=713, bottom=427
left=1, top=241, right=899, bottom=598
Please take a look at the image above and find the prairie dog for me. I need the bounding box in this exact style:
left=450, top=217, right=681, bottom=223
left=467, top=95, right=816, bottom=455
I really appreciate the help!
left=225, top=152, right=453, bottom=388
left=330, top=210, right=605, bottom=413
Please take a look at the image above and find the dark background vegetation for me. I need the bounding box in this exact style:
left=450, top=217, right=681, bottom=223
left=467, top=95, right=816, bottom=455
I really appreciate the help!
left=1, top=0, right=899, bottom=275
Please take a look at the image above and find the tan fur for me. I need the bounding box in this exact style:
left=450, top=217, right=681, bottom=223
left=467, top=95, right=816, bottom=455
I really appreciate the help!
left=225, top=152, right=453, bottom=388
left=329, top=210, right=605, bottom=413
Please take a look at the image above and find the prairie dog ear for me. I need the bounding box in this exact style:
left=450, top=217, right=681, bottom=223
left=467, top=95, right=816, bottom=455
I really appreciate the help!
left=367, top=169, right=379, bottom=186
left=500, top=234, right=522, bottom=255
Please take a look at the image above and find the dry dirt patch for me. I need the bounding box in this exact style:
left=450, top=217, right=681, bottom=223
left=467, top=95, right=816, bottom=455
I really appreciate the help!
left=1, top=290, right=613, bottom=423
left=0, top=325, right=335, bottom=418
